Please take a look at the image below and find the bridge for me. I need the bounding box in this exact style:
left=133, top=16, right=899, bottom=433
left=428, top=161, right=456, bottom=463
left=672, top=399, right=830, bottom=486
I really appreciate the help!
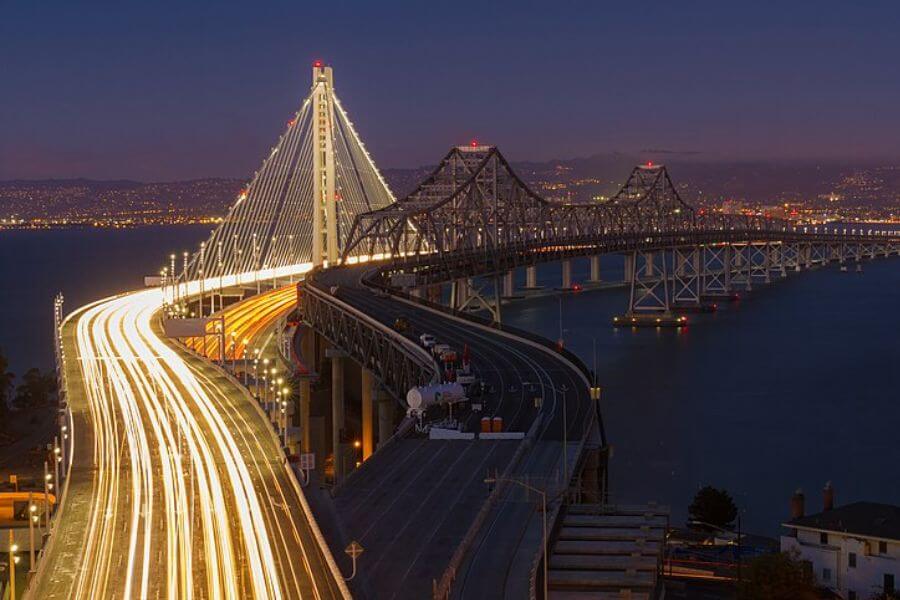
left=27, top=62, right=900, bottom=600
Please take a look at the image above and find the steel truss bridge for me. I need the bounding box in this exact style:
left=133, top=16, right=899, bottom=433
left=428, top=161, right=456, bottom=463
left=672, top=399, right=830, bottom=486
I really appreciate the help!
left=300, top=141, right=900, bottom=411
left=39, top=61, right=900, bottom=600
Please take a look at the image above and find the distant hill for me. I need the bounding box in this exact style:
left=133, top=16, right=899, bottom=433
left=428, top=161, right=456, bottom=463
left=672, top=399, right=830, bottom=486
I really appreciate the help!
left=2, top=156, right=898, bottom=223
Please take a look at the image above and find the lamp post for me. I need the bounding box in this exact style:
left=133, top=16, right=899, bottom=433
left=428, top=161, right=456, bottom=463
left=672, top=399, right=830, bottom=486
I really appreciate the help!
left=253, top=357, right=260, bottom=399
left=524, top=381, right=571, bottom=501
left=43, top=461, right=52, bottom=530
left=27, top=493, right=36, bottom=572
left=8, top=530, right=18, bottom=600
left=485, top=475, right=548, bottom=600
left=53, top=437, right=61, bottom=490
left=282, top=386, right=291, bottom=448
left=560, top=383, right=569, bottom=499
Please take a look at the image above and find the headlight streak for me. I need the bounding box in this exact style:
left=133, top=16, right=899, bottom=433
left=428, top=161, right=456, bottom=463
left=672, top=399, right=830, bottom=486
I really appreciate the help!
left=67, top=283, right=307, bottom=599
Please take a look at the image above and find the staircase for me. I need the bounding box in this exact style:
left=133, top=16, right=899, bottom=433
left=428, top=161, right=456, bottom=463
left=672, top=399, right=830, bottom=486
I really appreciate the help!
left=547, top=504, right=669, bottom=599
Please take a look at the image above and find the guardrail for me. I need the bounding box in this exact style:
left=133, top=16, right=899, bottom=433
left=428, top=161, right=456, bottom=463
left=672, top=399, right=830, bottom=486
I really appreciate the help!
left=303, top=269, right=440, bottom=402
left=432, top=413, right=544, bottom=599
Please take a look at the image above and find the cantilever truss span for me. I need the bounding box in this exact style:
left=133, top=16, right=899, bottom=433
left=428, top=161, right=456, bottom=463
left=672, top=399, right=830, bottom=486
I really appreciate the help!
left=342, top=145, right=702, bottom=262
left=342, top=145, right=900, bottom=284
left=186, top=64, right=394, bottom=281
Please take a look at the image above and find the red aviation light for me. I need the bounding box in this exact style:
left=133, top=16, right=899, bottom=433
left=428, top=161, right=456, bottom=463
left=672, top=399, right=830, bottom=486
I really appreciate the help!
left=313, top=60, right=323, bottom=68
left=647, top=161, right=653, bottom=167
left=470, top=139, right=478, bottom=148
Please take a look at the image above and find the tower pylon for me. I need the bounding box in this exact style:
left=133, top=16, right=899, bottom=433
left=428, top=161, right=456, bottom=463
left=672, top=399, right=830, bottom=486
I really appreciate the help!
left=312, top=62, right=337, bottom=266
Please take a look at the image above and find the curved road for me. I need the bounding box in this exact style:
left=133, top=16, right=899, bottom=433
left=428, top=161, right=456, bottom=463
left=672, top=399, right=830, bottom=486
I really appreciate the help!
left=30, top=284, right=345, bottom=600
left=314, top=265, right=597, bottom=599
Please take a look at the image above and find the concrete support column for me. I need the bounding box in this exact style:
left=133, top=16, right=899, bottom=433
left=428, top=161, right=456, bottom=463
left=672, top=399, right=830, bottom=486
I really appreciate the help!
left=452, top=278, right=470, bottom=309
left=624, top=253, right=634, bottom=283
left=410, top=287, right=422, bottom=298
left=377, top=392, right=394, bottom=449
left=361, top=369, right=375, bottom=461
left=502, top=270, right=515, bottom=297
left=645, top=252, right=655, bottom=277
left=427, top=284, right=442, bottom=304
left=298, top=378, right=311, bottom=454
left=326, top=348, right=347, bottom=483
left=298, top=330, right=316, bottom=454
left=526, top=265, right=538, bottom=288
left=561, top=260, right=572, bottom=289
left=589, top=255, right=601, bottom=282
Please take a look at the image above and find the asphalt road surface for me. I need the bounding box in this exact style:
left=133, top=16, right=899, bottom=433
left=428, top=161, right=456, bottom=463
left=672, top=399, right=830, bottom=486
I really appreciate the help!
left=314, top=265, right=594, bottom=599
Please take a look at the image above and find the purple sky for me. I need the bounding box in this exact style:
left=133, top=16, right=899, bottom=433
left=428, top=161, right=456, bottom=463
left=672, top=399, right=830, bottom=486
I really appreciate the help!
left=2, top=1, right=899, bottom=181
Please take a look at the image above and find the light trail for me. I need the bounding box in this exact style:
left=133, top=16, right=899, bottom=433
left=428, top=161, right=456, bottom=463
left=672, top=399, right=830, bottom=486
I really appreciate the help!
left=37, top=262, right=347, bottom=599
left=194, top=285, right=298, bottom=360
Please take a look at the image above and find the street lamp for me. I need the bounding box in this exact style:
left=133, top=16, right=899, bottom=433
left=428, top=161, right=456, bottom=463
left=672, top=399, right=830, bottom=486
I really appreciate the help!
left=523, top=381, right=570, bottom=501
left=27, top=494, right=36, bottom=572
left=485, top=475, right=548, bottom=600
left=281, top=386, right=291, bottom=447
left=8, top=531, right=18, bottom=600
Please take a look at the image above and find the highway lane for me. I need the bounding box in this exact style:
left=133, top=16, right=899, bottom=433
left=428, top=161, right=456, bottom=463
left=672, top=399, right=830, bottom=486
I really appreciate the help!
left=195, top=284, right=297, bottom=360
left=314, top=266, right=595, bottom=598
left=29, top=281, right=345, bottom=600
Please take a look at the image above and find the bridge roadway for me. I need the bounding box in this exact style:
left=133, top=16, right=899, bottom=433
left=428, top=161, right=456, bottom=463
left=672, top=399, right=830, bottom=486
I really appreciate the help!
left=29, top=286, right=344, bottom=600
left=313, top=265, right=597, bottom=599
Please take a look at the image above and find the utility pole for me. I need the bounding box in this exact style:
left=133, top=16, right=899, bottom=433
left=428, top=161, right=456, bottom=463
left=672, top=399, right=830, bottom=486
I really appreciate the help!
left=561, top=384, right=569, bottom=502
left=8, top=530, right=17, bottom=600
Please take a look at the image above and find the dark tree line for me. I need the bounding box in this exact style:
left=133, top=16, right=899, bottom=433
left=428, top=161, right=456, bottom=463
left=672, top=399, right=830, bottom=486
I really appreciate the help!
left=0, top=348, right=58, bottom=433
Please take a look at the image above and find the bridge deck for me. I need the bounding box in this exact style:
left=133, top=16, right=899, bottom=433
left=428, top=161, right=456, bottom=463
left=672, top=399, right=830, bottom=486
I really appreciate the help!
left=310, top=265, right=595, bottom=598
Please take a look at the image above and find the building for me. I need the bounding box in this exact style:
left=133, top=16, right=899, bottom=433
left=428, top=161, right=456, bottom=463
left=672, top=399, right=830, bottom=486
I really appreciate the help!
left=781, top=484, right=899, bottom=599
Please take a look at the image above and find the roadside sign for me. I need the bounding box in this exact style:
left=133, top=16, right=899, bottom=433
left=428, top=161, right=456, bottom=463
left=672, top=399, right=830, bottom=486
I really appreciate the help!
left=345, top=540, right=364, bottom=560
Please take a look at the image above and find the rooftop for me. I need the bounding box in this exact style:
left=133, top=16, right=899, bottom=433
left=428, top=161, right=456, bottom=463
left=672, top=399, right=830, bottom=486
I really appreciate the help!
left=784, top=502, right=900, bottom=541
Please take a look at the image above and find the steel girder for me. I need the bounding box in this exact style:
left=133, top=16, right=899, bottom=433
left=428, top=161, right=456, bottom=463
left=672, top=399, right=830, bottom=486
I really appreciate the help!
left=672, top=247, right=701, bottom=305
left=342, top=146, right=900, bottom=289
left=628, top=250, right=670, bottom=314
left=302, top=278, right=439, bottom=402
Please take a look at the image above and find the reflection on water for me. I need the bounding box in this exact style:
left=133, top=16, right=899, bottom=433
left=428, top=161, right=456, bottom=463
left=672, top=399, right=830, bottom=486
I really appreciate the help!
left=2, top=226, right=898, bottom=534
left=0, top=225, right=211, bottom=373
left=503, top=256, right=900, bottom=534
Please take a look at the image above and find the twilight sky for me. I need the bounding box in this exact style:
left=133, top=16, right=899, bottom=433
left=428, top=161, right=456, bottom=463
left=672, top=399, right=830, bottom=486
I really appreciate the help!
left=2, top=1, right=899, bottom=181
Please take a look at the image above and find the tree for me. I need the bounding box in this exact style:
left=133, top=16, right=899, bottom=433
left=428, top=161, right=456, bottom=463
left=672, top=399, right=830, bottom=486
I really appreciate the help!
left=688, top=485, right=738, bottom=530
left=738, top=551, right=818, bottom=600
left=14, top=367, right=57, bottom=410
left=0, top=349, right=13, bottom=430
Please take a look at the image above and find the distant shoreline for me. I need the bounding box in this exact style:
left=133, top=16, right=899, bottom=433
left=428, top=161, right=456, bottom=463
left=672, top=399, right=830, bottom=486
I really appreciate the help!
left=0, top=220, right=220, bottom=231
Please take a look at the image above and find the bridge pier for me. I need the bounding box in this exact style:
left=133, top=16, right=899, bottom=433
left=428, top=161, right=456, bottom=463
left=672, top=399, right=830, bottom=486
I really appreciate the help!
left=451, top=278, right=470, bottom=310
left=298, top=329, right=316, bottom=455
left=561, top=260, right=572, bottom=289
left=427, top=284, right=442, bottom=304
left=525, top=265, right=539, bottom=289
left=502, top=270, right=515, bottom=297
left=589, top=255, right=601, bottom=283
left=326, top=347, right=348, bottom=483
left=377, top=393, right=394, bottom=450
left=623, top=253, right=634, bottom=283
left=361, top=369, right=375, bottom=461
left=672, top=247, right=701, bottom=306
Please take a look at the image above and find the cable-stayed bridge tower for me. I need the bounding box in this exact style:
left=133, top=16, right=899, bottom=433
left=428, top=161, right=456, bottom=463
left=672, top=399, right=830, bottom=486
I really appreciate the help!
left=186, top=62, right=394, bottom=281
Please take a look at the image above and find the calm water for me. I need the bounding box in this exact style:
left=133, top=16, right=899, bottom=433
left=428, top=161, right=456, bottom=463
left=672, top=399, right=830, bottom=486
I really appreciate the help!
left=0, top=225, right=211, bottom=374
left=503, top=256, right=900, bottom=534
left=1, top=226, right=897, bottom=534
